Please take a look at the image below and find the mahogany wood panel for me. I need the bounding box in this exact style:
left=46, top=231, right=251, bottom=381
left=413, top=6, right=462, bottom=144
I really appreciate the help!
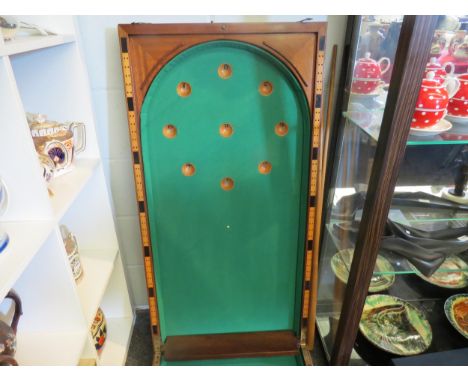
left=329, top=16, right=439, bottom=365
left=163, top=330, right=299, bottom=361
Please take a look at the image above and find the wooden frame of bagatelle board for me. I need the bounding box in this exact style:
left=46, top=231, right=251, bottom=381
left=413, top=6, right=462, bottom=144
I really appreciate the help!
left=118, top=22, right=327, bottom=365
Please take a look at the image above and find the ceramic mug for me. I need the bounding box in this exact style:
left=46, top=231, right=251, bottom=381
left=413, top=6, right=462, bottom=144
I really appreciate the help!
left=60, top=225, right=83, bottom=282
left=0, top=177, right=9, bottom=254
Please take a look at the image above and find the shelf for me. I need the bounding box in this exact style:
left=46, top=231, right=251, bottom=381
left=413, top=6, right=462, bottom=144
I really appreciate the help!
left=16, top=328, right=87, bottom=366
left=76, top=249, right=119, bottom=325
left=344, top=110, right=468, bottom=146
left=0, top=221, right=55, bottom=299
left=0, top=34, right=75, bottom=57
left=49, top=158, right=100, bottom=221
left=98, top=316, right=134, bottom=366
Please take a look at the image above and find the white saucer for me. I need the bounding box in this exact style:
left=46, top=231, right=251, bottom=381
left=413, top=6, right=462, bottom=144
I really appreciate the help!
left=350, top=90, right=382, bottom=98
left=409, top=119, right=452, bottom=136
left=446, top=114, right=468, bottom=125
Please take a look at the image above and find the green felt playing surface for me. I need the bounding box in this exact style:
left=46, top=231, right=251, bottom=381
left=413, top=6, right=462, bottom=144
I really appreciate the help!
left=160, top=355, right=303, bottom=366
left=141, top=40, right=310, bottom=341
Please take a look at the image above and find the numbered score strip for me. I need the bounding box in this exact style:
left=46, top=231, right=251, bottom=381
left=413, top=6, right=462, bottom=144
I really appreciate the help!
left=301, top=46, right=324, bottom=330
left=121, top=48, right=160, bottom=336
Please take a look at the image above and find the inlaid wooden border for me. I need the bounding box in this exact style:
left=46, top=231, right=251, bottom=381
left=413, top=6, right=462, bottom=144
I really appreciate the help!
left=118, top=22, right=327, bottom=362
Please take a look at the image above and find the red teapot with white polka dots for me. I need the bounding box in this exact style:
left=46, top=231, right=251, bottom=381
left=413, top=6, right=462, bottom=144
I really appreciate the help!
left=424, top=57, right=455, bottom=84
left=411, top=71, right=460, bottom=129
left=448, top=73, right=468, bottom=117
left=351, top=52, right=390, bottom=94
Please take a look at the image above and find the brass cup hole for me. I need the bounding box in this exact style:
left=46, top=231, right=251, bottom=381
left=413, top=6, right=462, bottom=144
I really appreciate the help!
left=258, top=161, right=272, bottom=175
left=275, top=121, right=289, bottom=137
left=218, top=63, right=233, bottom=79
left=182, top=163, right=196, bottom=176
left=219, top=123, right=233, bottom=138
left=162, top=124, right=177, bottom=139
left=220, top=177, right=234, bottom=191
left=177, top=82, right=192, bottom=97
left=259, top=81, right=273, bottom=96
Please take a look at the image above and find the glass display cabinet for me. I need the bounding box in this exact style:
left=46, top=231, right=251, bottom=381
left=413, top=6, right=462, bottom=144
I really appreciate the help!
left=317, top=15, right=468, bottom=365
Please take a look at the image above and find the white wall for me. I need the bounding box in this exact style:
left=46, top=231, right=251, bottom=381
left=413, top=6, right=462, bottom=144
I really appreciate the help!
left=77, top=15, right=347, bottom=308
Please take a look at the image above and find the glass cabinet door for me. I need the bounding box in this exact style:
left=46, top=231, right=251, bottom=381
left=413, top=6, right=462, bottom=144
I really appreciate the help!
left=355, top=15, right=468, bottom=365
left=316, top=15, right=404, bottom=365
left=318, top=15, right=468, bottom=365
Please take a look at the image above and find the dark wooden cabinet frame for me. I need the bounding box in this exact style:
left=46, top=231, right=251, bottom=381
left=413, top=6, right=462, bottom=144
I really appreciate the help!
left=321, top=16, right=439, bottom=365
left=118, top=22, right=327, bottom=364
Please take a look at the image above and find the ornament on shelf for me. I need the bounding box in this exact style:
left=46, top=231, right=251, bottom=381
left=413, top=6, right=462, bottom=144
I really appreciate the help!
left=0, top=290, right=23, bottom=366
left=0, top=177, right=9, bottom=254
left=0, top=16, right=19, bottom=41
left=91, top=308, right=107, bottom=353
left=447, top=73, right=468, bottom=120
left=424, top=57, right=455, bottom=84
left=60, top=225, right=83, bottom=282
left=410, top=71, right=460, bottom=130
left=0, top=16, right=57, bottom=42
left=27, top=113, right=86, bottom=178
left=351, top=52, right=390, bottom=95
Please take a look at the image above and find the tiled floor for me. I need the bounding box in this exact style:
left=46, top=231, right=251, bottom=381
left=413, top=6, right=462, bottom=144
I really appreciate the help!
left=125, top=309, right=328, bottom=366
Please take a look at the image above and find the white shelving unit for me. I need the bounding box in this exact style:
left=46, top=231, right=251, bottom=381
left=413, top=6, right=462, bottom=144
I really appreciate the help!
left=0, top=16, right=134, bottom=365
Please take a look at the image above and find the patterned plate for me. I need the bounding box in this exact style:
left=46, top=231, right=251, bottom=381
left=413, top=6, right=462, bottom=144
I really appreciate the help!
left=360, top=294, right=433, bottom=356
left=444, top=294, right=468, bottom=340
left=331, top=249, right=395, bottom=292
left=409, top=255, right=468, bottom=289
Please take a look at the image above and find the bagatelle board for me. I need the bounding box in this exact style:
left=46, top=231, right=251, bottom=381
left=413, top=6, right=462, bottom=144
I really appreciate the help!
left=118, top=23, right=326, bottom=365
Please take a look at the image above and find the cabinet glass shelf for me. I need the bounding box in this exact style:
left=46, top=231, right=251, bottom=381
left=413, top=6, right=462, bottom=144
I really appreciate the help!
left=327, top=194, right=468, bottom=277
left=345, top=111, right=468, bottom=146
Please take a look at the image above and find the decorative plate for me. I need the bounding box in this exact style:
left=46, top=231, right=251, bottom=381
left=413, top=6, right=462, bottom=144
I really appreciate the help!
left=360, top=294, right=432, bottom=356
left=409, top=255, right=468, bottom=289
left=446, top=114, right=468, bottom=125
left=331, top=249, right=395, bottom=292
left=409, top=119, right=452, bottom=136
left=444, top=294, right=468, bottom=339
left=90, top=308, right=107, bottom=352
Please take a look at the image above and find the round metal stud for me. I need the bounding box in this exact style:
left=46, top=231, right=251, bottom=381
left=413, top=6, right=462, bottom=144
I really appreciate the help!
left=220, top=177, right=234, bottom=191
left=162, top=124, right=177, bottom=139
left=177, top=82, right=192, bottom=97
left=258, top=161, right=272, bottom=175
left=182, top=163, right=195, bottom=177
left=218, top=63, right=232, bottom=79
left=259, top=81, right=273, bottom=96
left=219, top=123, right=233, bottom=138
left=275, top=121, right=289, bottom=137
